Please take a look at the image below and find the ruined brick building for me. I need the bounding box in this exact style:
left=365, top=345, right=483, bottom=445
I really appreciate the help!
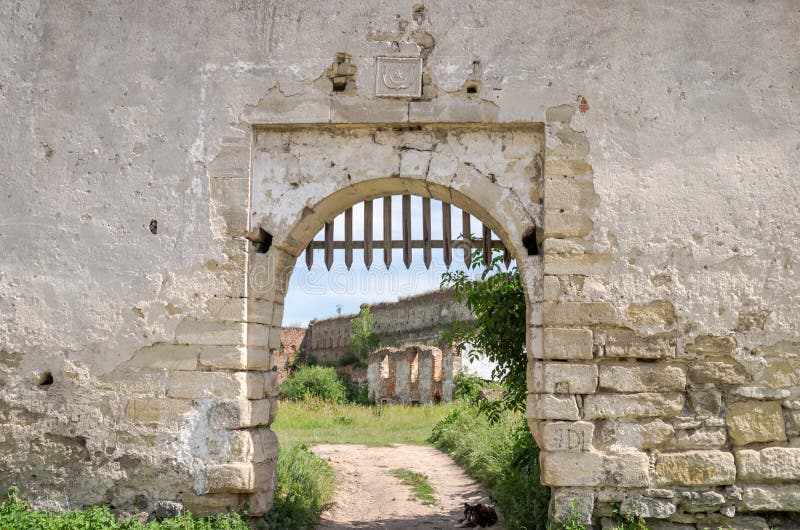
left=1, top=1, right=798, bottom=527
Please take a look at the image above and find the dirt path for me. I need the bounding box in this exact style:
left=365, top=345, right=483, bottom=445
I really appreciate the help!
left=311, top=444, right=503, bottom=530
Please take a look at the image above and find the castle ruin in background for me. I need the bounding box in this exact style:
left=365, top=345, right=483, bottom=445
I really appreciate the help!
left=367, top=345, right=455, bottom=404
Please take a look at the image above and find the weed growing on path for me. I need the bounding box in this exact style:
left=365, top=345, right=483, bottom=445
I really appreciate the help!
left=391, top=469, right=437, bottom=506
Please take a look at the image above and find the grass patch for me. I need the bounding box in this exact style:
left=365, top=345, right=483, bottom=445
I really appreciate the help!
left=0, top=487, right=249, bottom=529
left=272, top=399, right=454, bottom=447
left=264, top=444, right=337, bottom=530
left=391, top=468, right=436, bottom=506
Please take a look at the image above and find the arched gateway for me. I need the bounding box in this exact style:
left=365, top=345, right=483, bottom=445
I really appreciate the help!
left=2, top=5, right=799, bottom=527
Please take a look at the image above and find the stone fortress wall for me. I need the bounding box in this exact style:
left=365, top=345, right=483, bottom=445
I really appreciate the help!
left=305, top=288, right=471, bottom=364
left=0, top=1, right=797, bottom=526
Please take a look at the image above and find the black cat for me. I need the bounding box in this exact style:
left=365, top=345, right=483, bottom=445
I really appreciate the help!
left=456, top=502, right=498, bottom=527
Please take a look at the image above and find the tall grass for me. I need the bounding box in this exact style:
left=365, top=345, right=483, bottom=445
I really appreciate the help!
left=264, top=444, right=336, bottom=530
left=272, top=399, right=454, bottom=447
left=429, top=402, right=550, bottom=530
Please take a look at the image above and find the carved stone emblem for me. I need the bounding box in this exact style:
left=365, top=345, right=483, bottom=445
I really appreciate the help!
left=375, top=56, right=422, bottom=97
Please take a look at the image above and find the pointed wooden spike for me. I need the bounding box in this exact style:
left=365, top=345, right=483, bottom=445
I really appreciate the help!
left=402, top=194, right=412, bottom=269
left=482, top=223, right=492, bottom=267
left=422, top=197, right=432, bottom=269
left=344, top=207, right=353, bottom=270
left=324, top=221, right=334, bottom=270
left=364, top=200, right=373, bottom=270
left=442, top=202, right=452, bottom=269
left=503, top=246, right=512, bottom=269
left=305, top=240, right=313, bottom=270
left=383, top=197, right=392, bottom=269
left=462, top=211, right=472, bottom=266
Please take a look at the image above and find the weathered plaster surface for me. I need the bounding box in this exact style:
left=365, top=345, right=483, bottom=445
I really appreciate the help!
left=0, top=0, right=798, bottom=524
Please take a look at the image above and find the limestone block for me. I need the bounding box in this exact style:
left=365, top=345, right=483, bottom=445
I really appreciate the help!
left=726, top=401, right=786, bottom=445
left=124, top=398, right=192, bottom=425
left=207, top=399, right=270, bottom=430
left=675, top=427, right=726, bottom=449
left=597, top=329, right=676, bottom=359
left=97, top=370, right=168, bottom=395
left=246, top=323, right=271, bottom=346
left=620, top=496, right=676, bottom=519
left=263, top=370, right=280, bottom=397
left=181, top=493, right=242, bottom=518
left=688, top=361, right=748, bottom=385
left=604, top=452, right=650, bottom=487
left=685, top=334, right=736, bottom=356
left=540, top=451, right=604, bottom=486
left=543, top=211, right=593, bottom=238
left=678, top=490, right=725, bottom=513
left=527, top=393, right=580, bottom=420
left=543, top=254, right=612, bottom=276
left=733, top=386, right=790, bottom=400
left=529, top=362, right=598, bottom=394
left=551, top=487, right=594, bottom=524
left=736, top=447, right=800, bottom=482
left=206, top=297, right=247, bottom=322
left=598, top=363, right=686, bottom=393
left=544, top=179, right=598, bottom=209
left=408, top=95, right=498, bottom=123
left=168, top=371, right=248, bottom=399
left=543, top=276, right=562, bottom=301
left=600, top=419, right=675, bottom=450
left=198, top=346, right=248, bottom=370
left=247, top=347, right=271, bottom=371
left=246, top=372, right=264, bottom=400
left=124, top=343, right=198, bottom=370
left=248, top=490, right=273, bottom=517
left=174, top=319, right=245, bottom=346
left=741, top=485, right=800, bottom=512
left=542, top=328, right=594, bottom=360
left=206, top=463, right=254, bottom=493
left=654, top=451, right=736, bottom=486
left=583, top=393, right=684, bottom=420
left=267, top=397, right=278, bottom=425
left=544, top=159, right=593, bottom=179
left=543, top=302, right=618, bottom=326
left=252, top=428, right=279, bottom=463
left=688, top=389, right=722, bottom=416
left=702, top=514, right=770, bottom=530
left=539, top=421, right=594, bottom=452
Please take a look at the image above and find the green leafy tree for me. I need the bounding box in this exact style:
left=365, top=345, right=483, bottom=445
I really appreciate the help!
left=441, top=246, right=527, bottom=419
left=350, top=305, right=380, bottom=361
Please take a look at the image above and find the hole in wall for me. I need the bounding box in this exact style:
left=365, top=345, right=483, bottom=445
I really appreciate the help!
left=36, top=371, right=54, bottom=389
left=522, top=229, right=539, bottom=256
left=247, top=227, right=273, bottom=254
left=149, top=219, right=158, bottom=234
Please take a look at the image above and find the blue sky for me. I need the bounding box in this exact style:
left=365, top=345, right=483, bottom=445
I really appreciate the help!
left=282, top=196, right=486, bottom=327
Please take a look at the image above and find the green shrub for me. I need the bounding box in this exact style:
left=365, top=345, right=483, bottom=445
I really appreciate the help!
left=263, top=444, right=336, bottom=530
left=429, top=403, right=550, bottom=530
left=278, top=366, right=347, bottom=403
left=0, top=486, right=249, bottom=530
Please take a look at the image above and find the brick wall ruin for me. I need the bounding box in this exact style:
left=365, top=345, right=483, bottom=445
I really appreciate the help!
left=1, top=2, right=798, bottom=527
left=367, top=345, right=455, bottom=404
left=305, top=289, right=471, bottom=364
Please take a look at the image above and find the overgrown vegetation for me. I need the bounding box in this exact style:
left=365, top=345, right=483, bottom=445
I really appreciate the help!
left=437, top=249, right=551, bottom=529
left=278, top=365, right=347, bottom=403
left=391, top=469, right=436, bottom=506
left=0, top=486, right=249, bottom=530
left=264, top=444, right=336, bottom=530
left=440, top=249, right=527, bottom=419
left=429, top=402, right=549, bottom=530
left=349, top=305, right=380, bottom=361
